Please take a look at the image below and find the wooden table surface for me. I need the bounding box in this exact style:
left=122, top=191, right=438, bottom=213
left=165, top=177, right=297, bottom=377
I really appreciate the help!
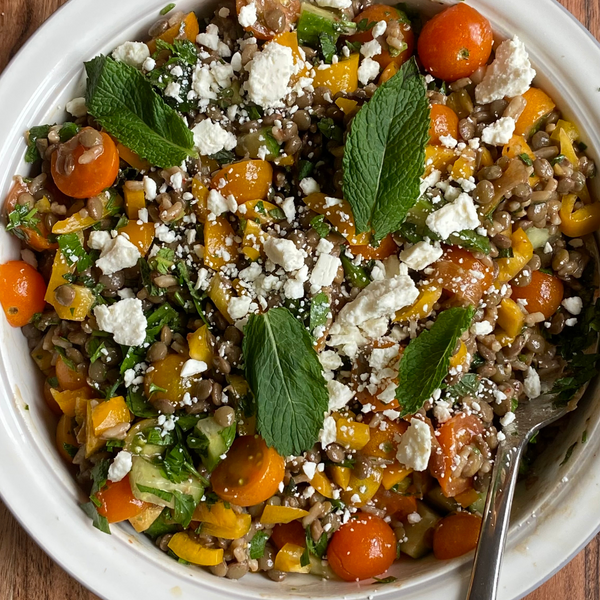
left=0, top=0, right=599, bottom=598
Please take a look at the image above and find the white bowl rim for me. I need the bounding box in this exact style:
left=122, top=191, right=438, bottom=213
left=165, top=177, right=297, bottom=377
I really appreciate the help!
left=0, top=1, right=600, bottom=599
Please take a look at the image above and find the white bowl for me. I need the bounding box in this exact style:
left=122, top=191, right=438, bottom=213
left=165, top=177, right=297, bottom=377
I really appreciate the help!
left=1, top=0, right=600, bottom=598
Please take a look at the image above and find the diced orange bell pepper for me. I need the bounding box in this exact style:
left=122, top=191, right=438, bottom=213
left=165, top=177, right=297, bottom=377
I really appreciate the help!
left=496, top=298, right=525, bottom=338
left=210, top=160, right=273, bottom=204
left=424, top=145, right=458, bottom=176
left=341, top=468, right=382, bottom=506
left=309, top=470, right=334, bottom=499
left=204, top=216, right=238, bottom=270
left=395, top=285, right=442, bottom=322
left=118, top=144, right=150, bottom=172
left=350, top=233, right=397, bottom=260
left=479, top=147, right=493, bottom=167
left=559, top=194, right=600, bottom=237
left=91, top=396, right=132, bottom=437
left=361, top=418, right=407, bottom=460
left=449, top=340, right=468, bottom=370
left=451, top=147, right=476, bottom=180
left=260, top=505, right=309, bottom=524
left=454, top=488, right=480, bottom=509
left=97, top=477, right=148, bottom=523
left=241, top=198, right=280, bottom=224
left=335, top=97, right=359, bottom=116
left=496, top=228, right=533, bottom=283
left=379, top=61, right=399, bottom=84
left=514, top=88, right=556, bottom=138
left=118, top=221, right=155, bottom=256
left=168, top=532, right=224, bottom=566
left=52, top=193, right=122, bottom=234
left=312, top=53, right=359, bottom=96
left=208, top=274, right=234, bottom=324
left=192, top=176, right=210, bottom=222
left=329, top=465, right=351, bottom=490
left=551, top=119, right=580, bottom=143
left=50, top=387, right=94, bottom=418
left=502, top=135, right=540, bottom=187
left=381, top=462, right=413, bottom=491
left=336, top=417, right=371, bottom=450
left=147, top=12, right=200, bottom=54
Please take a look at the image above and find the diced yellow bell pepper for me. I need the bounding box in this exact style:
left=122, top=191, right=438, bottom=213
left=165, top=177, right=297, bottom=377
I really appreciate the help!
left=329, top=465, right=351, bottom=490
left=381, top=462, right=412, bottom=491
left=242, top=219, right=266, bottom=258
left=496, top=228, right=533, bottom=283
left=124, top=184, right=146, bottom=219
left=31, top=343, right=53, bottom=373
left=424, top=145, right=458, bottom=176
left=85, top=401, right=105, bottom=457
left=479, top=147, right=494, bottom=168
left=194, top=501, right=252, bottom=538
left=335, top=97, right=359, bottom=115
left=192, top=176, right=210, bottom=223
left=497, top=298, right=525, bottom=338
left=187, top=324, right=213, bottom=366
left=52, top=193, right=122, bottom=234
left=274, top=543, right=311, bottom=573
left=495, top=330, right=516, bottom=348
left=312, top=53, right=359, bottom=96
left=550, top=119, right=580, bottom=143
left=379, top=61, right=399, bottom=84
left=341, top=468, right=382, bottom=506
left=91, top=396, right=131, bottom=437
left=44, top=250, right=95, bottom=321
left=274, top=154, right=295, bottom=167
left=118, top=221, right=155, bottom=256
left=449, top=341, right=468, bottom=370
left=260, top=504, right=309, bottom=525
left=129, top=504, right=164, bottom=532
left=454, top=488, right=480, bottom=509
left=395, top=286, right=442, bottom=323
left=309, top=470, right=334, bottom=499
left=451, top=147, right=476, bottom=180
left=303, top=193, right=369, bottom=246
left=242, top=199, right=280, bottom=224
left=168, top=532, right=224, bottom=566
left=559, top=194, right=600, bottom=237
left=117, top=143, right=151, bottom=172
left=74, top=396, right=88, bottom=425
left=204, top=216, right=238, bottom=270
left=336, top=417, right=371, bottom=450
left=208, top=274, right=234, bottom=324
left=50, top=387, right=94, bottom=418
left=559, top=128, right=580, bottom=168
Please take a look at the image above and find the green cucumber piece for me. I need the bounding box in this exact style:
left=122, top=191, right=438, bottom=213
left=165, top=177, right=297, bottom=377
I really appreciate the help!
left=398, top=500, right=441, bottom=559
left=236, top=127, right=280, bottom=161
left=194, top=416, right=236, bottom=472
left=297, top=3, right=356, bottom=47
left=526, top=226, right=550, bottom=250
left=425, top=486, right=459, bottom=515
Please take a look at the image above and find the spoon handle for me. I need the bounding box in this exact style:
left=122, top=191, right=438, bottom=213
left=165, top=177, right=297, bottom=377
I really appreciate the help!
left=466, top=438, right=526, bottom=600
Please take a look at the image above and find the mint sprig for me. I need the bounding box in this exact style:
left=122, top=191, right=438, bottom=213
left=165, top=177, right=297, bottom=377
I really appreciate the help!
left=343, top=57, right=429, bottom=241
left=84, top=55, right=197, bottom=168
left=395, top=306, right=475, bottom=416
left=243, top=307, right=329, bottom=456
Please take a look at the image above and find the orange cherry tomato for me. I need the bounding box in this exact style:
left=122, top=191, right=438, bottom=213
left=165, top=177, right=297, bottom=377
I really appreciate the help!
left=431, top=246, right=493, bottom=306
left=55, top=355, right=88, bottom=391
left=429, top=104, right=459, bottom=145
left=236, top=0, right=301, bottom=40
left=510, top=270, right=564, bottom=320
left=210, top=160, right=273, bottom=204
left=429, top=413, right=484, bottom=498
left=433, top=512, right=482, bottom=559
left=270, top=520, right=306, bottom=549
left=96, top=477, right=148, bottom=523
left=211, top=435, right=285, bottom=507
left=51, top=129, right=119, bottom=199
left=372, top=488, right=417, bottom=521
left=0, top=260, right=46, bottom=327
left=418, top=4, right=493, bottom=82
left=349, top=5, right=414, bottom=70
left=327, top=513, right=396, bottom=581
left=361, top=416, right=408, bottom=460
left=350, top=233, right=398, bottom=261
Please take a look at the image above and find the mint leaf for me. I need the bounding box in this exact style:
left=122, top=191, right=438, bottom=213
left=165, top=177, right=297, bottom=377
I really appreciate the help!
left=58, top=233, right=94, bottom=272
left=25, top=124, right=52, bottom=163
left=80, top=501, right=111, bottom=534
left=249, top=530, right=270, bottom=559
left=85, top=55, right=197, bottom=168
left=310, top=215, right=331, bottom=238
left=243, top=307, right=329, bottom=456
left=137, top=483, right=174, bottom=503
left=172, top=491, right=197, bottom=528
left=309, top=292, right=330, bottom=333
left=395, top=306, right=475, bottom=416
left=343, top=57, right=429, bottom=241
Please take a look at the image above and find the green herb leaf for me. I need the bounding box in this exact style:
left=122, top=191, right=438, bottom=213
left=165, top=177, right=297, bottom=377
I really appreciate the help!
left=249, top=531, right=270, bottom=559
left=177, top=261, right=208, bottom=325
left=90, top=458, right=112, bottom=497
left=5, top=204, right=41, bottom=236
left=343, top=57, right=429, bottom=241
left=89, top=340, right=106, bottom=364
left=80, top=501, right=111, bottom=534
left=172, top=491, right=197, bottom=528
left=340, top=251, right=370, bottom=289
left=25, top=125, right=52, bottom=163
left=63, top=443, right=79, bottom=459
left=310, top=214, right=331, bottom=238
left=160, top=2, right=176, bottom=14
left=298, top=160, right=314, bottom=180
left=150, top=247, right=175, bottom=274
left=58, top=233, right=93, bottom=272
left=317, top=118, right=343, bottom=143
left=60, top=122, right=80, bottom=143
left=449, top=230, right=491, bottom=255
left=319, top=33, right=337, bottom=64
left=445, top=372, right=480, bottom=401
left=395, top=306, right=475, bottom=416
left=85, top=55, right=197, bottom=168
left=243, top=307, right=329, bottom=456
left=305, top=527, right=328, bottom=558
left=373, top=576, right=397, bottom=584
left=519, top=153, right=533, bottom=166
left=309, top=292, right=330, bottom=334
left=144, top=508, right=180, bottom=539
left=137, top=483, right=174, bottom=503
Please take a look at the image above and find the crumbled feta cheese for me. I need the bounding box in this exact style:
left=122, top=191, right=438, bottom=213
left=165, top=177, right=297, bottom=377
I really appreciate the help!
left=190, top=61, right=234, bottom=105
left=500, top=411, right=516, bottom=427
left=475, top=36, right=536, bottom=104
left=143, top=57, right=156, bottom=72
left=481, top=117, right=516, bottom=146
left=471, top=321, right=494, bottom=336
left=302, top=462, right=317, bottom=480
left=396, top=419, right=432, bottom=472
left=143, top=176, right=157, bottom=201
left=524, top=367, right=541, bottom=399
left=238, top=2, right=258, bottom=27
left=407, top=512, right=422, bottom=524
left=180, top=359, right=208, bottom=378
left=433, top=400, right=452, bottom=424
left=315, top=0, right=352, bottom=7
left=263, top=237, right=305, bottom=271
left=94, top=298, right=147, bottom=347
left=372, top=20, right=387, bottom=38
left=316, top=238, right=334, bottom=255
left=319, top=416, right=338, bottom=447
left=196, top=24, right=220, bottom=51
left=420, top=169, right=442, bottom=197
left=327, top=323, right=367, bottom=359
left=164, top=81, right=182, bottom=102
left=400, top=241, right=443, bottom=271
left=565, top=317, right=578, bottom=327
left=108, top=451, right=133, bottom=482
left=155, top=223, right=177, bottom=243
left=358, top=57, right=380, bottom=85
left=320, top=350, right=343, bottom=372
left=426, top=192, right=480, bottom=239
left=245, top=42, right=296, bottom=108
left=280, top=197, right=296, bottom=223
left=369, top=345, right=399, bottom=370
left=65, top=97, right=87, bottom=118
left=283, top=278, right=305, bottom=299
left=228, top=296, right=252, bottom=320
left=439, top=134, right=458, bottom=148
left=112, top=41, right=150, bottom=68
left=191, top=119, right=237, bottom=156
left=562, top=296, right=583, bottom=315
left=360, top=40, right=382, bottom=58
left=95, top=234, right=141, bottom=275
left=88, top=230, right=111, bottom=251
left=207, top=189, right=230, bottom=216
left=310, top=254, right=341, bottom=290
left=299, top=177, right=320, bottom=195
left=327, top=379, right=355, bottom=412
left=239, top=262, right=262, bottom=282
left=231, top=51, right=243, bottom=72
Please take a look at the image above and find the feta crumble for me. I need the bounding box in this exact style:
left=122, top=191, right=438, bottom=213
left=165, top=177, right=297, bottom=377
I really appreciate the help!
left=95, top=234, right=141, bottom=275
left=191, top=119, right=237, bottom=156
left=94, top=298, right=147, bottom=347
left=426, top=192, right=480, bottom=239
left=481, top=117, right=516, bottom=146
left=112, top=41, right=150, bottom=68
left=180, top=359, right=208, bottom=378
left=358, top=57, right=380, bottom=85
left=263, top=237, right=305, bottom=271
left=396, top=418, right=432, bottom=472
left=562, top=296, right=583, bottom=315
left=400, top=241, right=443, bottom=271
left=524, top=367, right=541, bottom=399
left=108, top=451, right=133, bottom=482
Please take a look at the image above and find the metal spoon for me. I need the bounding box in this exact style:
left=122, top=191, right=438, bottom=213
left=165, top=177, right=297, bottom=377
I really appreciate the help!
left=465, top=393, right=570, bottom=600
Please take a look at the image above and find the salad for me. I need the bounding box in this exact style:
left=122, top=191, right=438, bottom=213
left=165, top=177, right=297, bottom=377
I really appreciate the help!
left=0, top=0, right=599, bottom=584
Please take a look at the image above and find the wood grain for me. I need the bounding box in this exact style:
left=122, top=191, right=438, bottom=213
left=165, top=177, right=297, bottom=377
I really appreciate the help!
left=0, top=0, right=598, bottom=598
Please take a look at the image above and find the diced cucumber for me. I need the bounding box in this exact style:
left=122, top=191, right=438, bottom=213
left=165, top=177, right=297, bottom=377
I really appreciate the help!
left=526, top=227, right=550, bottom=250
left=124, top=418, right=165, bottom=459
left=194, top=417, right=236, bottom=472
left=398, top=500, right=441, bottom=559
left=425, top=486, right=459, bottom=515
left=129, top=456, right=204, bottom=508
left=297, top=3, right=356, bottom=47
left=468, top=492, right=486, bottom=516
left=236, top=127, right=280, bottom=161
